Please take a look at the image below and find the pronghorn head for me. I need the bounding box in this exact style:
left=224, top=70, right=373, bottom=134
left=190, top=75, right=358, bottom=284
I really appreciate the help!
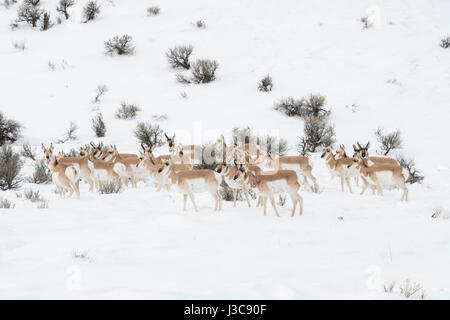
left=356, top=141, right=370, bottom=159
left=41, top=143, right=54, bottom=163
left=157, top=160, right=171, bottom=174
left=321, top=146, right=333, bottom=159
left=215, top=164, right=226, bottom=174
left=79, top=145, right=90, bottom=157
left=165, top=133, right=176, bottom=150
left=334, top=145, right=347, bottom=160
left=90, top=142, right=104, bottom=159
left=101, top=145, right=118, bottom=161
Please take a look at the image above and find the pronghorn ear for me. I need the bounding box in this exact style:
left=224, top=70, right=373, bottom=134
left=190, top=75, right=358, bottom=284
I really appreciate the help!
left=164, top=133, right=169, bottom=140
left=41, top=144, right=46, bottom=152
left=366, top=141, right=370, bottom=149
left=172, top=133, right=175, bottom=139
left=353, top=144, right=358, bottom=151
left=357, top=141, right=362, bottom=149
left=50, top=143, right=54, bottom=152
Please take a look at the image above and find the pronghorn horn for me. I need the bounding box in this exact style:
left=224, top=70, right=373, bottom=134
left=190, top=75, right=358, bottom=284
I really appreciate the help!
left=366, top=141, right=370, bottom=149
left=164, top=133, right=169, bottom=139
left=90, top=142, right=95, bottom=147
left=357, top=141, right=362, bottom=149
left=353, top=144, right=358, bottom=151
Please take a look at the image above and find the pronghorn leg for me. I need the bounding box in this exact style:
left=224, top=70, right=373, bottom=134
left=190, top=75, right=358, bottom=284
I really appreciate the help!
left=340, top=175, right=345, bottom=192
left=232, top=188, right=237, bottom=208
left=188, top=192, right=198, bottom=212
left=268, top=194, right=281, bottom=218
left=345, top=178, right=353, bottom=194
left=354, top=177, right=359, bottom=187
left=72, top=182, right=80, bottom=200
left=209, top=188, right=218, bottom=211
left=242, top=185, right=251, bottom=208
left=263, top=197, right=268, bottom=216
left=216, top=190, right=222, bottom=211
left=360, top=182, right=368, bottom=195
left=305, top=170, right=318, bottom=191
left=183, top=194, right=188, bottom=211
left=376, top=182, right=383, bottom=196
left=288, top=191, right=297, bottom=217
left=87, top=176, right=94, bottom=192
left=298, top=193, right=303, bottom=216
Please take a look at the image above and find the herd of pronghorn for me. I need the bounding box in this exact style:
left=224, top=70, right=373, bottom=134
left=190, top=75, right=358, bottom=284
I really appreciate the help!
left=41, top=134, right=409, bottom=217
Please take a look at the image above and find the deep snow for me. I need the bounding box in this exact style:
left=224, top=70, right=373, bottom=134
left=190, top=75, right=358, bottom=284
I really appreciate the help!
left=1, top=0, right=450, bottom=299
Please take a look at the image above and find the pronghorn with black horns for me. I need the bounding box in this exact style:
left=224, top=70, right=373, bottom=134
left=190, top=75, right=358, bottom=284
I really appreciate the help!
left=215, top=164, right=252, bottom=208
left=348, top=155, right=408, bottom=201
left=353, top=141, right=399, bottom=165
left=240, top=168, right=303, bottom=218
left=42, top=143, right=95, bottom=192
left=47, top=155, right=81, bottom=199
left=165, top=133, right=203, bottom=164
left=158, top=160, right=222, bottom=212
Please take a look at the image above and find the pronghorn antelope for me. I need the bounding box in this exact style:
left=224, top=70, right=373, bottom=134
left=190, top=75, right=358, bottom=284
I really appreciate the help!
left=158, top=160, right=222, bottom=212
left=47, top=155, right=80, bottom=199
left=87, top=148, right=127, bottom=188
left=138, top=150, right=192, bottom=191
left=266, top=153, right=318, bottom=191
left=352, top=142, right=398, bottom=165
left=165, top=133, right=203, bottom=164
left=321, top=146, right=339, bottom=181
left=333, top=145, right=361, bottom=193
left=42, top=144, right=95, bottom=192
left=242, top=169, right=303, bottom=217
left=348, top=157, right=408, bottom=201
left=100, top=145, right=144, bottom=188
left=215, top=164, right=252, bottom=208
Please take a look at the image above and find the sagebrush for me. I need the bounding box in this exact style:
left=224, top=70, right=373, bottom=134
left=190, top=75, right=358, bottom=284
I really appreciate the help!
left=0, top=145, right=23, bottom=191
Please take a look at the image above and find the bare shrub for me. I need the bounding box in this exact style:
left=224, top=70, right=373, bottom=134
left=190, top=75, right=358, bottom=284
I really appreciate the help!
left=91, top=113, right=106, bottom=137
left=105, top=35, right=135, bottom=56
left=83, top=1, right=100, bottom=22
left=17, top=1, right=43, bottom=27
left=440, top=37, right=450, bottom=49
left=0, top=112, right=22, bottom=145
left=13, top=41, right=26, bottom=50
left=258, top=75, right=273, bottom=92
left=21, top=143, right=36, bottom=160
left=361, top=16, right=373, bottom=29
left=399, top=279, right=425, bottom=299
left=383, top=282, right=395, bottom=293
left=190, top=59, right=218, bottom=83
left=115, top=102, right=140, bottom=120
left=48, top=60, right=56, bottom=71
left=98, top=181, right=122, bottom=194
left=298, top=116, right=335, bottom=155
left=274, top=97, right=305, bottom=117
left=24, top=189, right=43, bottom=202
left=277, top=194, right=286, bottom=206
left=1, top=0, right=18, bottom=9
left=0, top=197, right=15, bottom=209
left=147, top=6, right=160, bottom=16
left=166, top=45, right=194, bottom=70
left=375, top=128, right=402, bottom=156
left=134, top=122, right=164, bottom=150
left=194, top=20, right=206, bottom=29
left=28, top=161, right=52, bottom=184
left=56, top=0, right=75, bottom=20
left=258, top=135, right=288, bottom=156
left=36, top=200, right=49, bottom=209
left=92, top=84, right=108, bottom=103
left=72, top=250, right=94, bottom=262
left=175, top=73, right=191, bottom=84
left=219, top=180, right=242, bottom=202
left=274, top=94, right=330, bottom=119
left=0, top=145, right=23, bottom=191
left=232, top=126, right=256, bottom=145
left=396, top=156, right=424, bottom=184
left=40, top=11, right=53, bottom=31
left=57, top=121, right=78, bottom=143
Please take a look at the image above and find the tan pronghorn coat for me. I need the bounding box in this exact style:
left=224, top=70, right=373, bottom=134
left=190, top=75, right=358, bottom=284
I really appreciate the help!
left=333, top=145, right=361, bottom=193
left=353, top=158, right=408, bottom=201
left=273, top=155, right=318, bottom=191
left=88, top=151, right=126, bottom=188
left=48, top=156, right=80, bottom=199
left=244, top=169, right=303, bottom=218
left=42, top=144, right=95, bottom=192
left=160, top=163, right=222, bottom=212
left=215, top=165, right=252, bottom=208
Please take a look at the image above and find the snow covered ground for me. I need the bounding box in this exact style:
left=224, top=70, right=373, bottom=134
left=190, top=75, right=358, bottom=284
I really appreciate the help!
left=1, top=0, right=450, bottom=299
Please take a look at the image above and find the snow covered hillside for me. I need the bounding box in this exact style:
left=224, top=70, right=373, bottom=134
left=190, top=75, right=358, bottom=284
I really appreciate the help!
left=1, top=0, right=450, bottom=299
